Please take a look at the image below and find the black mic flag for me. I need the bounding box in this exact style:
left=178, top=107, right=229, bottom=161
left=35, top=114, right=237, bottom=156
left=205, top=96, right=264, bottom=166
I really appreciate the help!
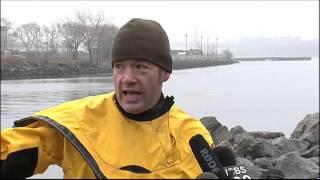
left=213, top=146, right=252, bottom=179
left=189, top=134, right=227, bottom=178
left=211, top=146, right=236, bottom=167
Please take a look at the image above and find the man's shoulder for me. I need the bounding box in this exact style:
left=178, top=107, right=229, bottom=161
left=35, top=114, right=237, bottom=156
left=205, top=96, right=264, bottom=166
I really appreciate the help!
left=168, top=105, right=205, bottom=129
left=62, top=91, right=115, bottom=106
left=35, top=91, right=115, bottom=116
left=169, top=105, right=214, bottom=147
left=169, top=105, right=198, bottom=121
left=78, top=91, right=115, bottom=102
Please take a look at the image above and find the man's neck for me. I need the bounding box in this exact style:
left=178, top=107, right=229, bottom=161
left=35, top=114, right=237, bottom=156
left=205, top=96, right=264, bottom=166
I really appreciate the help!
left=114, top=93, right=174, bottom=121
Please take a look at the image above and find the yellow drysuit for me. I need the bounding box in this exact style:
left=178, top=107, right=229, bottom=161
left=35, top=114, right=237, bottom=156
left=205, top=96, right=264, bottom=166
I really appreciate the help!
left=1, top=92, right=213, bottom=178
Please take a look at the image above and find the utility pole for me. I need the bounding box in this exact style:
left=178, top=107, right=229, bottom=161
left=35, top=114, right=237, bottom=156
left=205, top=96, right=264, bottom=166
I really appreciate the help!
left=215, top=38, right=218, bottom=60
left=185, top=34, right=188, bottom=61
left=207, top=37, right=209, bottom=60
left=200, top=35, right=203, bottom=60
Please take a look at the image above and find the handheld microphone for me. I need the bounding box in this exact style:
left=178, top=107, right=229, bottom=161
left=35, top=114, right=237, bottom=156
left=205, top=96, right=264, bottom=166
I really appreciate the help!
left=211, top=146, right=236, bottom=166
left=196, top=172, right=219, bottom=179
left=212, top=146, right=252, bottom=179
left=189, top=134, right=228, bottom=178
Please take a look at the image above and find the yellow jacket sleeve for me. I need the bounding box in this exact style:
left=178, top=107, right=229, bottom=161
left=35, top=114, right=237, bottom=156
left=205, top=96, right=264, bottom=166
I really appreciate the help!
left=1, top=120, right=63, bottom=178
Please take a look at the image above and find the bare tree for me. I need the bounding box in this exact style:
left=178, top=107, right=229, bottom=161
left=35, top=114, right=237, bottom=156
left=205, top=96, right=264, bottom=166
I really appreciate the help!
left=43, top=23, right=62, bottom=59
left=75, top=11, right=104, bottom=64
left=61, top=21, right=83, bottom=60
left=95, top=23, right=118, bottom=66
left=30, top=24, right=43, bottom=54
left=13, top=23, right=40, bottom=53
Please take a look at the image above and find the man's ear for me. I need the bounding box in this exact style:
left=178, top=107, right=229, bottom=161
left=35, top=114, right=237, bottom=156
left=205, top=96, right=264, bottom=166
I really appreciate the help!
left=162, top=71, right=170, bottom=82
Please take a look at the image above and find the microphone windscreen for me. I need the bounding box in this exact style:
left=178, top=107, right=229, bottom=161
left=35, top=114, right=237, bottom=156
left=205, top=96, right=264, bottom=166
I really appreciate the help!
left=211, top=146, right=236, bottom=166
left=189, top=134, right=227, bottom=178
left=196, top=172, right=219, bottom=179
left=212, top=146, right=253, bottom=179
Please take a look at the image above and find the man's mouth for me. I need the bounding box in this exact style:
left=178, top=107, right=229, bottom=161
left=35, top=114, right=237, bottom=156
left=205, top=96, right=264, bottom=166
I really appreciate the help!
left=122, top=90, right=142, bottom=99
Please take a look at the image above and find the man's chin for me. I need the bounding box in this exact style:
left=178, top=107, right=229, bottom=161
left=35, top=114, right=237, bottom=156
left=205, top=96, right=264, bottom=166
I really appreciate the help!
left=121, top=104, right=145, bottom=114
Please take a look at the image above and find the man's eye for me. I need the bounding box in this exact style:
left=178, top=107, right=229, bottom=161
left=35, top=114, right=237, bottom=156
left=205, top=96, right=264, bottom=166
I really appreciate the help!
left=136, top=64, right=147, bottom=69
left=114, top=64, right=124, bottom=69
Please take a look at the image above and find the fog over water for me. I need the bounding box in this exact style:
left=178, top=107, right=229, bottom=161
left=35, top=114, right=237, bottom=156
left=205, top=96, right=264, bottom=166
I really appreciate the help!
left=1, top=57, right=319, bottom=178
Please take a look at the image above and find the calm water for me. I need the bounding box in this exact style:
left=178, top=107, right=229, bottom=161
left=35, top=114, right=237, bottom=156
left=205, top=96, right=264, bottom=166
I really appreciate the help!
left=1, top=57, right=319, bottom=178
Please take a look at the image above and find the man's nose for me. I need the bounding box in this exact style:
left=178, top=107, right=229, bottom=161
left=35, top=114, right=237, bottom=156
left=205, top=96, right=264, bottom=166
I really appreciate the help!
left=121, top=67, right=138, bottom=83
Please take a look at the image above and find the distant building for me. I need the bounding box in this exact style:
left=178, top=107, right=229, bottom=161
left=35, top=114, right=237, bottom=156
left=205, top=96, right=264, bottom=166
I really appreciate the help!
left=187, top=49, right=203, bottom=55
left=170, top=49, right=185, bottom=56
left=1, top=26, right=8, bottom=54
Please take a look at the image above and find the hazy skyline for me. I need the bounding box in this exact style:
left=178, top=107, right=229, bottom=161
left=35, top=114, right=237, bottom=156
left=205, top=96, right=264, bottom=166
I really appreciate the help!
left=1, top=1, right=319, bottom=50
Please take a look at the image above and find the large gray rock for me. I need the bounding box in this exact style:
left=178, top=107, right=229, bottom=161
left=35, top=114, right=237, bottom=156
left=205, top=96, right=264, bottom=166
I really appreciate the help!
left=230, top=126, right=247, bottom=137
left=290, top=113, right=319, bottom=147
left=200, top=116, right=221, bottom=131
left=301, top=145, right=319, bottom=158
left=216, top=140, right=234, bottom=152
left=232, top=144, right=243, bottom=157
left=253, top=157, right=274, bottom=169
left=248, top=131, right=285, bottom=140
left=213, top=125, right=232, bottom=145
left=275, top=151, right=319, bottom=179
left=232, top=133, right=255, bottom=157
left=232, top=132, right=255, bottom=147
left=270, top=136, right=309, bottom=155
left=259, top=168, right=285, bottom=179
left=246, top=138, right=282, bottom=159
left=200, top=116, right=232, bottom=145
left=308, top=157, right=319, bottom=166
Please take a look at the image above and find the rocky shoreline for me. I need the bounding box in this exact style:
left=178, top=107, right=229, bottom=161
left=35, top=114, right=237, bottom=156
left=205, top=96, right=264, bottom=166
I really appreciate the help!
left=1, top=58, right=235, bottom=80
left=200, top=112, right=319, bottom=179
left=1, top=59, right=112, bottom=80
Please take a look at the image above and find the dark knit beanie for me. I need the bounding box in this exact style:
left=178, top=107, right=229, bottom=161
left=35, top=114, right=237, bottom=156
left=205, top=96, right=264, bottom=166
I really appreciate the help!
left=112, top=18, right=172, bottom=73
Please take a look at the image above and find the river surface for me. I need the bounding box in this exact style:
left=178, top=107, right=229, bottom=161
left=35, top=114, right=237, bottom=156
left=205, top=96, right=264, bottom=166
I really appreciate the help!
left=1, top=57, right=319, bottom=178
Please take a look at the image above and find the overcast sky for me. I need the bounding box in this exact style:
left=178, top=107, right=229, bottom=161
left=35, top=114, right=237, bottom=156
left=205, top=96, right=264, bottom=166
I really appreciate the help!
left=2, top=1, right=319, bottom=49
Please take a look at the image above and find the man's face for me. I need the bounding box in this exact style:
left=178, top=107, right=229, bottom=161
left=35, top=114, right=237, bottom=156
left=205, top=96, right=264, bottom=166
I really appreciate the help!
left=113, top=59, right=170, bottom=114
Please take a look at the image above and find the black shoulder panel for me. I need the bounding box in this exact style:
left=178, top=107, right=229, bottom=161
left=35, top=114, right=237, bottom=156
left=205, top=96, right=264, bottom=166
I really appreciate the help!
left=13, top=117, right=38, bottom=127
left=1, top=147, right=38, bottom=178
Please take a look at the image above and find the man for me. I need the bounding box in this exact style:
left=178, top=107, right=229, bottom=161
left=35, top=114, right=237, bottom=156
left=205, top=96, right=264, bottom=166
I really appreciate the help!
left=1, top=18, right=214, bottom=178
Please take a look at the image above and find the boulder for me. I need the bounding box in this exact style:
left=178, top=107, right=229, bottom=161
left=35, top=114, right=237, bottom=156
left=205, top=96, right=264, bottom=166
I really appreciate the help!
left=232, top=133, right=255, bottom=157
left=245, top=138, right=282, bottom=159
left=270, top=136, right=309, bottom=155
left=232, top=132, right=255, bottom=147
left=308, top=157, right=319, bottom=166
left=200, top=116, right=232, bottom=145
left=274, top=151, right=319, bottom=179
left=290, top=113, right=319, bottom=147
left=213, top=125, right=232, bottom=145
left=259, top=168, right=285, bottom=179
left=200, top=116, right=221, bottom=131
left=232, top=144, right=244, bottom=157
left=301, top=145, right=319, bottom=158
left=248, top=131, right=285, bottom=140
left=230, top=125, right=247, bottom=136
left=216, top=140, right=234, bottom=152
left=253, top=157, right=274, bottom=169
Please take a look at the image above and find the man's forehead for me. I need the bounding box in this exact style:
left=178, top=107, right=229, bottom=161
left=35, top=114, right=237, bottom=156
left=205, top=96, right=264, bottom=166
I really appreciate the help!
left=114, top=59, right=154, bottom=65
